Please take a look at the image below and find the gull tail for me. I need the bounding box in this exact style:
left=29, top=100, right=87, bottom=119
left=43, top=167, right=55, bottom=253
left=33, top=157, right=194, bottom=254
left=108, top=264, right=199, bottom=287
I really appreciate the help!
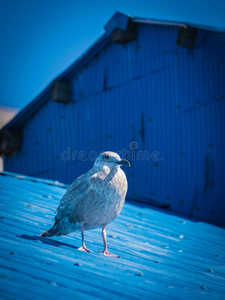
left=40, top=228, right=54, bottom=237
left=40, top=218, right=72, bottom=237
left=40, top=222, right=60, bottom=237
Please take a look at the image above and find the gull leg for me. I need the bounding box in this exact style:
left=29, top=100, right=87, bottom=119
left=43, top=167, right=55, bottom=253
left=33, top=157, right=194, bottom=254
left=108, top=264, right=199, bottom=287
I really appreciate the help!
left=102, top=227, right=119, bottom=258
left=78, top=224, right=90, bottom=252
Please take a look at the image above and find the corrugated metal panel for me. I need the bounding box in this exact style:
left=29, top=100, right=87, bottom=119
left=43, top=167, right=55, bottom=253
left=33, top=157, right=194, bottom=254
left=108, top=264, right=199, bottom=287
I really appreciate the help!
left=3, top=12, right=225, bottom=130
left=3, top=23, right=225, bottom=226
left=1, top=172, right=225, bottom=299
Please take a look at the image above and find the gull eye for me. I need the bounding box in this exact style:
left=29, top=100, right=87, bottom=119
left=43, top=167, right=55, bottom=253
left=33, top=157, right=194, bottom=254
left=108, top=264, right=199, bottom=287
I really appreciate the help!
left=104, top=154, right=109, bottom=160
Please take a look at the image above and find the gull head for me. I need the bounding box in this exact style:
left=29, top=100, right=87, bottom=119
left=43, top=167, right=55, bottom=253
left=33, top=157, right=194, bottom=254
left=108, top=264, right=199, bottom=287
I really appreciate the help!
left=94, top=151, right=130, bottom=168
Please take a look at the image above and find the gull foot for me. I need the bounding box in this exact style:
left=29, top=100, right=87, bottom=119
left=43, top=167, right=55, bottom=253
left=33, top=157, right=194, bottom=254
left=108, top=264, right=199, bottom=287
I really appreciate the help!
left=78, top=245, right=91, bottom=252
left=103, top=250, right=120, bottom=258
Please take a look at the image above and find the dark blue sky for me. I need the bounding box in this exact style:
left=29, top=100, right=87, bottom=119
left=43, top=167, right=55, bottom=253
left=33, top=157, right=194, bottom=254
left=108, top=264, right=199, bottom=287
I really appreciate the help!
left=1, top=0, right=225, bottom=110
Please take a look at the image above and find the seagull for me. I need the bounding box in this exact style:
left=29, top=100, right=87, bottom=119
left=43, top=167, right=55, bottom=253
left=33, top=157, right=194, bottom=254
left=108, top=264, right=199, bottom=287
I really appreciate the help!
left=41, top=151, right=130, bottom=257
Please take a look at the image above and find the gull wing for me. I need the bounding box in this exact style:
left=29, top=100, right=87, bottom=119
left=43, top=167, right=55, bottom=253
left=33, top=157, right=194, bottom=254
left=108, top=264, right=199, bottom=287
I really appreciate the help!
left=55, top=170, right=93, bottom=221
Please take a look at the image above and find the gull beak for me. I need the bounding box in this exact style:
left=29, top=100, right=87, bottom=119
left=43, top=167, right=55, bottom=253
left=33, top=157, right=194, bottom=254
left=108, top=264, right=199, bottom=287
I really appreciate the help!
left=118, top=159, right=131, bottom=167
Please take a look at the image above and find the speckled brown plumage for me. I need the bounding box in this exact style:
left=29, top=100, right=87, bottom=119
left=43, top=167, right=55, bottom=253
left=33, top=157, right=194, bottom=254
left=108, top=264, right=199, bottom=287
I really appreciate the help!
left=40, top=151, right=130, bottom=257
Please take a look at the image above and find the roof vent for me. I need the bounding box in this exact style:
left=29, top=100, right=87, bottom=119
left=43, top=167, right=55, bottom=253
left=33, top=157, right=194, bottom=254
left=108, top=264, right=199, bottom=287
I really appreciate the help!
left=52, top=80, right=70, bottom=103
left=177, top=26, right=197, bottom=49
left=104, top=12, right=136, bottom=44
left=0, top=129, right=22, bottom=156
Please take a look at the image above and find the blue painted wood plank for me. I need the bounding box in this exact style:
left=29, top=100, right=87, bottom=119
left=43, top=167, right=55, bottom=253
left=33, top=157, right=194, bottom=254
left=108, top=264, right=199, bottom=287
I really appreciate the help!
left=0, top=172, right=225, bottom=299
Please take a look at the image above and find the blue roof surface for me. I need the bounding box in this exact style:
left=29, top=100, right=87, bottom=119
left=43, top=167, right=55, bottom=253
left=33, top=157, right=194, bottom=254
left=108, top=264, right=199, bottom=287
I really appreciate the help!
left=0, top=171, right=225, bottom=299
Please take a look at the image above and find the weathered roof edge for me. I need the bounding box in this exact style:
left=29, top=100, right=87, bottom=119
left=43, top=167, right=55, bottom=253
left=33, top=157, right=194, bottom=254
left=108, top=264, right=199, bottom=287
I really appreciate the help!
left=0, top=171, right=68, bottom=188
left=132, top=17, right=225, bottom=33
left=3, top=11, right=225, bottom=129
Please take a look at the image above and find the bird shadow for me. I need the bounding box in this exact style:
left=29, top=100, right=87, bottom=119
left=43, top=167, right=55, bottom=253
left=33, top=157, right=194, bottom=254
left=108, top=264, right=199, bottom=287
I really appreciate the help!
left=18, top=234, right=78, bottom=249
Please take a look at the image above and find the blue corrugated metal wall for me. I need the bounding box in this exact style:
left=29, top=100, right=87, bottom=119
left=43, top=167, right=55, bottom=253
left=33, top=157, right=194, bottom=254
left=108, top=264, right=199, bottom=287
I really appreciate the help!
left=4, top=24, right=225, bottom=225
